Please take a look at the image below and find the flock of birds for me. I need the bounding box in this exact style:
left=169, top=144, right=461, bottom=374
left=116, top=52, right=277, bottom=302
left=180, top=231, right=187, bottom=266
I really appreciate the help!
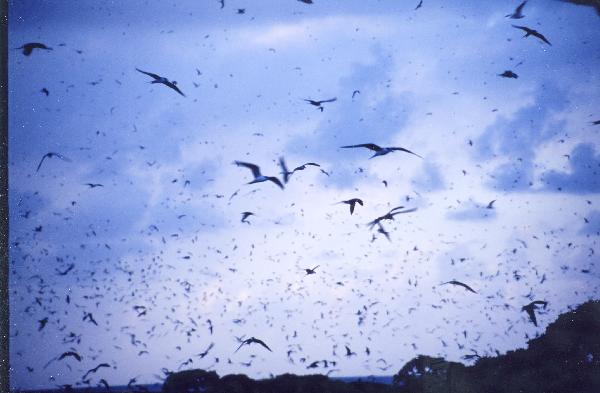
left=10, top=0, right=599, bottom=391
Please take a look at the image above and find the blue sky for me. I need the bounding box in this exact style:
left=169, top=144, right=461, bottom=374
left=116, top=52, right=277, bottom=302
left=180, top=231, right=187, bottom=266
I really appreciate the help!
left=8, top=0, right=600, bottom=390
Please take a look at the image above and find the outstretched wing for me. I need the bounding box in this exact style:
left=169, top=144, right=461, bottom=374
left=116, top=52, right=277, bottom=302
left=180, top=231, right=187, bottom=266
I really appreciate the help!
left=390, top=147, right=423, bottom=158
left=166, top=82, right=186, bottom=96
left=234, top=341, right=246, bottom=353
left=255, top=338, right=272, bottom=352
left=511, top=25, right=530, bottom=34
left=278, top=157, right=290, bottom=183
left=318, top=97, right=337, bottom=104
left=391, top=207, right=418, bottom=217
left=36, top=154, right=49, bottom=172
left=267, top=177, right=285, bottom=190
left=135, top=68, right=161, bottom=80
left=341, top=143, right=382, bottom=152
left=234, top=161, right=261, bottom=178
left=533, top=31, right=551, bottom=45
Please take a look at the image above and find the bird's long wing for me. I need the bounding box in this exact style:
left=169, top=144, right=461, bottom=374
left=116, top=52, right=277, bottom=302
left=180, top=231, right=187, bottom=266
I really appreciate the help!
left=533, top=31, right=551, bottom=45
left=234, top=342, right=246, bottom=353
left=391, top=207, right=418, bottom=217
left=267, top=177, right=285, bottom=190
left=511, top=25, right=530, bottom=33
left=318, top=97, right=337, bottom=104
left=294, top=162, right=320, bottom=172
left=256, top=339, right=272, bottom=352
left=135, top=68, right=161, bottom=80
left=166, top=82, right=186, bottom=96
left=36, top=155, right=48, bottom=172
left=389, top=147, right=423, bottom=158
left=341, top=143, right=381, bottom=152
left=279, top=157, right=290, bottom=183
left=234, top=161, right=261, bottom=178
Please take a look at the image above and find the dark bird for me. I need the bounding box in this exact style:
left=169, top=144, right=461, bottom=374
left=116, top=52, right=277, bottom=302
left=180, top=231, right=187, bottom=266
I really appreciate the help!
left=58, top=351, right=82, bottom=362
left=338, top=198, right=364, bottom=215
left=499, top=70, right=518, bottom=79
left=198, top=343, right=215, bottom=359
left=591, top=120, right=600, bottom=125
left=36, top=152, right=71, bottom=173
left=278, top=157, right=293, bottom=184
left=486, top=200, right=497, bottom=209
left=344, top=346, right=357, bottom=357
left=241, top=212, right=254, bottom=224
left=506, top=1, right=527, bottom=19
left=298, top=0, right=313, bottom=3
left=237, top=8, right=245, bottom=14
left=304, top=265, right=319, bottom=275
left=55, top=263, right=75, bottom=276
left=84, top=183, right=104, bottom=188
left=16, top=42, right=52, bottom=56
left=512, top=25, right=552, bottom=45
left=304, top=97, right=337, bottom=111
left=441, top=280, right=477, bottom=293
left=341, top=143, right=422, bottom=159
left=367, top=207, right=417, bottom=229
left=234, top=161, right=284, bottom=189
left=235, top=337, right=272, bottom=353
left=83, top=312, right=98, bottom=325
left=219, top=0, right=225, bottom=8
left=82, top=363, right=110, bottom=379
left=415, top=0, right=423, bottom=10
left=376, top=222, right=391, bottom=242
left=98, top=379, right=110, bottom=391
left=38, top=317, right=48, bottom=331
left=352, top=90, right=360, bottom=99
left=41, top=88, right=49, bottom=96
left=135, top=68, right=185, bottom=96
left=522, top=300, right=548, bottom=327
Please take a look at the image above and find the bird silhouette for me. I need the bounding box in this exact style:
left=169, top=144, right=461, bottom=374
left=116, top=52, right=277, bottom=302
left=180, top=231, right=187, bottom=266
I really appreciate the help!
left=441, top=280, right=477, bottom=293
left=235, top=337, right=272, bottom=353
left=304, top=265, right=319, bottom=275
left=16, top=42, right=52, bottom=56
left=84, top=183, right=104, bottom=188
left=38, top=317, right=48, bottom=331
left=135, top=68, right=185, bottom=96
left=58, top=351, right=82, bottom=362
left=241, top=212, right=254, bottom=224
left=344, top=345, right=357, bottom=357
left=367, top=207, right=417, bottom=229
left=36, top=152, right=71, bottom=172
left=304, top=97, right=337, bottom=111
left=512, top=25, right=552, bottom=45
left=486, top=200, right=497, bottom=209
left=82, top=363, right=111, bottom=379
left=341, top=143, right=422, bottom=159
left=499, top=70, right=518, bottom=79
left=506, top=1, right=527, bottom=19
left=522, top=300, right=548, bottom=326
left=415, top=0, right=423, bottom=10
left=234, top=161, right=284, bottom=189
left=338, top=198, right=364, bottom=215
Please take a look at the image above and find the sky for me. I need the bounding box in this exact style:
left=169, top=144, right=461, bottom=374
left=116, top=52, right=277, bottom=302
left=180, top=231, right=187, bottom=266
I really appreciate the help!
left=7, top=0, right=600, bottom=390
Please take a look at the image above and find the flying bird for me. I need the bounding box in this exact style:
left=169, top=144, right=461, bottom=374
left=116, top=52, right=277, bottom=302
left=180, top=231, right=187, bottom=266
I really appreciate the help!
left=234, top=161, right=284, bottom=189
left=590, top=120, right=600, bottom=125
left=241, top=212, right=254, bottom=224
left=304, top=265, right=319, bottom=275
left=135, top=68, right=185, bottom=96
left=36, top=152, right=71, bottom=172
left=41, top=88, right=49, bottom=96
left=415, top=0, right=423, bottom=10
left=16, top=42, right=52, bottom=56
left=499, top=70, right=518, bottom=79
left=298, top=0, right=313, bottom=3
left=522, top=300, right=548, bottom=327
left=338, top=198, right=364, bottom=215
left=352, top=90, right=360, bottom=99
left=38, top=317, right=48, bottom=331
left=58, top=351, right=82, bottom=362
left=512, top=25, right=552, bottom=45
left=441, top=280, right=477, bottom=293
left=304, top=97, right=337, bottom=111
left=344, top=346, right=357, bottom=357
left=486, top=200, right=497, bottom=209
left=506, top=1, right=527, bottom=19
left=341, top=143, right=422, bottom=159
left=84, top=183, right=104, bottom=188
left=367, top=207, right=417, bottom=229
left=235, top=337, right=272, bottom=353
left=83, top=363, right=111, bottom=379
